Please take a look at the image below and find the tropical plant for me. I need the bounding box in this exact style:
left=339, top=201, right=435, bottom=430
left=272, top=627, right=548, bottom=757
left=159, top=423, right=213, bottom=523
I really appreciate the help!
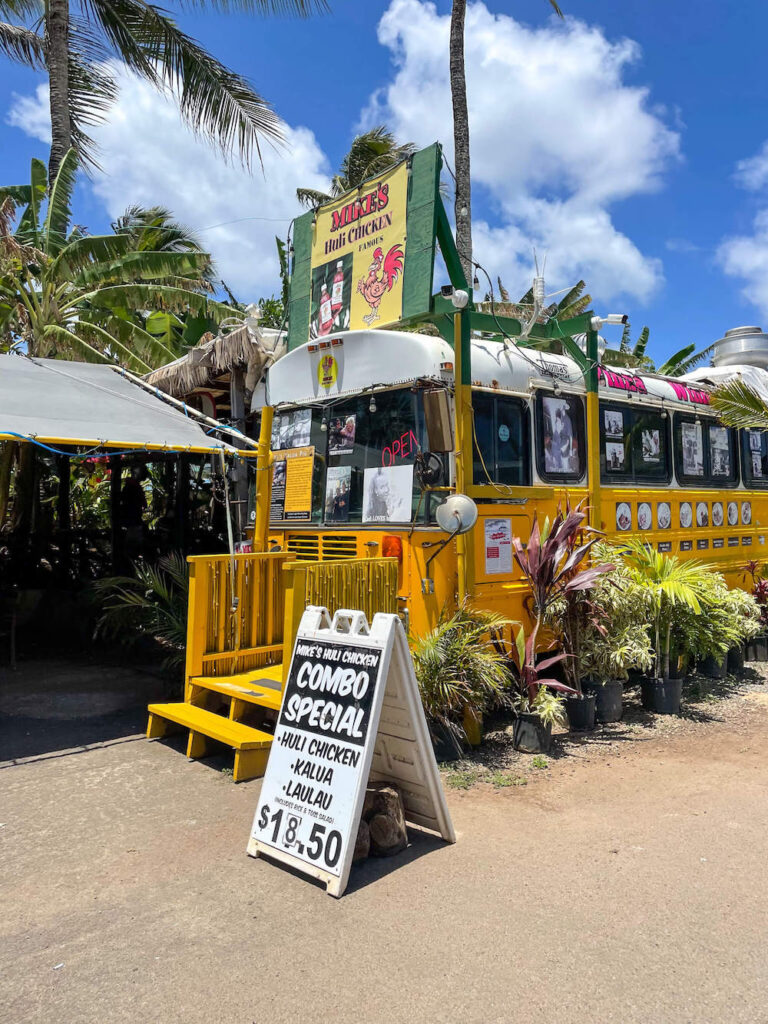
left=671, top=574, right=761, bottom=666
left=0, top=151, right=241, bottom=371
left=410, top=605, right=514, bottom=749
left=603, top=324, right=714, bottom=375
left=710, top=378, right=768, bottom=432
left=448, top=0, right=562, bottom=282
left=656, top=342, right=715, bottom=376
left=92, top=550, right=189, bottom=668
left=742, top=560, right=768, bottom=629
left=493, top=622, right=571, bottom=722
left=296, top=126, right=415, bottom=209
left=0, top=0, right=326, bottom=182
left=510, top=502, right=611, bottom=692
left=562, top=542, right=654, bottom=684
left=620, top=540, right=714, bottom=679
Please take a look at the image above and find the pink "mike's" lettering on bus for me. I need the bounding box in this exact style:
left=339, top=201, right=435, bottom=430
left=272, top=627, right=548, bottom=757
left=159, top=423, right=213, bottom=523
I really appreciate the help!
left=667, top=381, right=711, bottom=405
left=382, top=430, right=419, bottom=467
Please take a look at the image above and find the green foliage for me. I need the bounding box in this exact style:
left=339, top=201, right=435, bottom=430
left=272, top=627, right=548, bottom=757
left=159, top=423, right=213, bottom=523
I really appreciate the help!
left=489, top=771, right=528, bottom=787
left=525, top=686, right=567, bottom=730
left=0, top=153, right=241, bottom=370
left=92, top=551, right=189, bottom=668
left=297, top=126, right=416, bottom=208
left=710, top=379, right=768, bottom=432
left=531, top=755, right=549, bottom=769
left=410, top=605, right=514, bottom=748
left=256, top=295, right=286, bottom=330
left=672, top=575, right=761, bottom=663
left=554, top=541, right=654, bottom=684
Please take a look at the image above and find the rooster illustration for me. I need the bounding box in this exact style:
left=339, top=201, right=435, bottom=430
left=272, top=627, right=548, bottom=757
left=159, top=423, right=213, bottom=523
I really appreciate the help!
left=357, top=244, right=404, bottom=325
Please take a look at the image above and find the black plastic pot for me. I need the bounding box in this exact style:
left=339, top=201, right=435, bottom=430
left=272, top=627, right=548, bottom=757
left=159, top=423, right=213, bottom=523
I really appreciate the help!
left=728, top=645, right=745, bottom=673
left=513, top=713, right=552, bottom=753
left=430, top=722, right=462, bottom=762
left=566, top=693, right=596, bottom=732
left=582, top=679, right=623, bottom=723
left=701, top=654, right=727, bottom=679
left=640, top=676, right=682, bottom=715
left=757, top=638, right=768, bottom=663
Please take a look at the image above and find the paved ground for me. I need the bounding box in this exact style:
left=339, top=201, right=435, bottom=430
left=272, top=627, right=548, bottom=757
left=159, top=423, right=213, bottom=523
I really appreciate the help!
left=3, top=660, right=768, bottom=1024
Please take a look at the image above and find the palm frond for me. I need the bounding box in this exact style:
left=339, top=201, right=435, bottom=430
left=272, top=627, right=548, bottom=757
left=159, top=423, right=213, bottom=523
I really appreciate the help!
left=43, top=148, right=79, bottom=253
left=710, top=379, right=768, bottom=431
left=296, top=186, right=331, bottom=209
left=0, top=19, right=44, bottom=66
left=15, top=156, right=46, bottom=246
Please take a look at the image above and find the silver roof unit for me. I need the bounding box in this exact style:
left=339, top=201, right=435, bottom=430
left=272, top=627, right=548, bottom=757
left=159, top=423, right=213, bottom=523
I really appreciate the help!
left=713, top=325, right=768, bottom=369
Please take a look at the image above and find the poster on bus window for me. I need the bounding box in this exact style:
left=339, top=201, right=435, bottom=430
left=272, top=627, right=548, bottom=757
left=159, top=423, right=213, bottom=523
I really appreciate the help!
left=681, top=422, right=704, bottom=476
left=362, top=465, right=413, bottom=523
left=604, top=410, right=623, bottom=439
left=325, top=466, right=351, bottom=522
left=269, top=447, right=314, bottom=523
left=641, top=429, right=660, bottom=463
left=605, top=441, right=625, bottom=471
left=328, top=414, right=356, bottom=455
left=271, top=408, right=311, bottom=450
left=710, top=426, right=730, bottom=476
left=542, top=396, right=577, bottom=474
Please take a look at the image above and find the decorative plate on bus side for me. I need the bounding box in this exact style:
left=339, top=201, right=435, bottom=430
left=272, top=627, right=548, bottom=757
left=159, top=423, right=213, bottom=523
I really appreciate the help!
left=728, top=501, right=738, bottom=526
left=657, top=502, right=671, bottom=530
left=637, top=502, right=652, bottom=530
left=679, top=502, right=693, bottom=529
left=742, top=501, right=752, bottom=526
left=696, top=502, right=709, bottom=528
left=712, top=502, right=724, bottom=528
left=616, top=502, right=632, bottom=531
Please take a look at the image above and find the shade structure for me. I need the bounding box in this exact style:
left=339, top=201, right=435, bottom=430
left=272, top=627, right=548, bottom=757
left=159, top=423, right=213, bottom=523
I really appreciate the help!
left=0, top=354, right=238, bottom=454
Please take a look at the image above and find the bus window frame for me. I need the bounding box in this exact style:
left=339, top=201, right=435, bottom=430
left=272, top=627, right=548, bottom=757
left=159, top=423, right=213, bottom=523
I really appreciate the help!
left=599, top=400, right=671, bottom=486
left=741, top=428, right=768, bottom=489
left=673, top=412, right=740, bottom=488
left=534, top=389, right=587, bottom=484
left=471, top=388, right=531, bottom=488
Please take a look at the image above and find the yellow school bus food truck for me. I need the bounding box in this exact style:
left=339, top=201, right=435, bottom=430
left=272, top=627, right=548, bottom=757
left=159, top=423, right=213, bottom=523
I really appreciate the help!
left=255, top=323, right=768, bottom=639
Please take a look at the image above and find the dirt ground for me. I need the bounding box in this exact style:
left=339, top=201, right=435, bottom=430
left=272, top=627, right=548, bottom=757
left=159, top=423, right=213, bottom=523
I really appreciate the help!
left=3, top=660, right=768, bottom=1024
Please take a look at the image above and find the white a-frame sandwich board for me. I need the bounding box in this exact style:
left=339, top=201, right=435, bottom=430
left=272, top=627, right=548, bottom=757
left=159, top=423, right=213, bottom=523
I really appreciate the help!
left=247, top=606, right=455, bottom=897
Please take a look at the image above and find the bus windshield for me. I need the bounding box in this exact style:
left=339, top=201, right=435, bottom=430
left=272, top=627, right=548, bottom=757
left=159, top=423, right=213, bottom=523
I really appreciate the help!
left=270, top=386, right=446, bottom=526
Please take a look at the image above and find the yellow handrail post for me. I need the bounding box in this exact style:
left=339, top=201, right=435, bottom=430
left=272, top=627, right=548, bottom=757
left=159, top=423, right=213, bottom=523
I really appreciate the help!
left=453, top=309, right=475, bottom=605
left=281, top=561, right=308, bottom=677
left=252, top=406, right=274, bottom=552
left=184, top=558, right=208, bottom=701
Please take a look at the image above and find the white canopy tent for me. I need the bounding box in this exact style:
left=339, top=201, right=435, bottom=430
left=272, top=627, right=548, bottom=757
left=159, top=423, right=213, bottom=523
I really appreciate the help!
left=0, top=354, right=241, bottom=454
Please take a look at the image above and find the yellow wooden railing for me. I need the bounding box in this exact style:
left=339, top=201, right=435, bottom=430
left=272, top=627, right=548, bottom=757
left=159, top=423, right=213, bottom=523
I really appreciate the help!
left=186, top=551, right=289, bottom=680
left=185, top=552, right=399, bottom=686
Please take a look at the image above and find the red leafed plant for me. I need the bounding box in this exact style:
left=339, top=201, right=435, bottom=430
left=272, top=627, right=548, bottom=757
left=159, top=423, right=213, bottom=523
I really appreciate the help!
left=742, top=560, right=768, bottom=628
left=491, top=500, right=613, bottom=716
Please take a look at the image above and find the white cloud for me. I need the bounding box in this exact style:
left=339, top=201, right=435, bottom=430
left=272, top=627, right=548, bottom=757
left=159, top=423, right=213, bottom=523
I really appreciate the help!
left=718, top=209, right=768, bottom=317
left=6, top=67, right=331, bottom=301
left=362, top=0, right=680, bottom=304
left=717, top=140, right=768, bottom=318
left=734, top=141, right=768, bottom=192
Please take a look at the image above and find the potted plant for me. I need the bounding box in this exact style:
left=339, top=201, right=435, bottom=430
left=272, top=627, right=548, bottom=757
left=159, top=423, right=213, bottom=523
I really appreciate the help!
left=574, top=544, right=654, bottom=722
left=500, top=625, right=571, bottom=752
left=621, top=541, right=714, bottom=715
left=411, top=606, right=514, bottom=759
left=672, top=574, right=761, bottom=679
left=511, top=502, right=611, bottom=732
left=742, top=561, right=768, bottom=662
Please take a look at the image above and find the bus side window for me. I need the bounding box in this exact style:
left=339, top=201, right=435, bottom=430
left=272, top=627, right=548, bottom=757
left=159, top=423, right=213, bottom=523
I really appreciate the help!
left=742, top=428, right=768, bottom=487
left=472, top=392, right=529, bottom=486
left=535, top=391, right=586, bottom=482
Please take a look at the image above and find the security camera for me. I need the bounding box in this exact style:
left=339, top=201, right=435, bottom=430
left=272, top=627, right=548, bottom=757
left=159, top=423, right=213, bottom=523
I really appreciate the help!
left=590, top=313, right=629, bottom=330
left=451, top=289, right=469, bottom=309
left=440, top=284, right=454, bottom=298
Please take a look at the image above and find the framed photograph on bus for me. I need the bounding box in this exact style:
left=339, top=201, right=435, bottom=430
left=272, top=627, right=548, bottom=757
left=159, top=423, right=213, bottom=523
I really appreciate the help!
left=742, top=501, right=752, bottom=526
left=679, top=502, right=693, bottom=528
left=727, top=501, right=738, bottom=526
left=605, top=441, right=625, bottom=471
left=616, top=502, right=631, bottom=531
left=637, top=502, right=652, bottom=530
left=325, top=466, right=352, bottom=522
left=696, top=502, right=709, bottom=528
left=328, top=414, right=356, bottom=456
left=542, top=395, right=577, bottom=474
left=362, top=465, right=414, bottom=523
left=681, top=422, right=704, bottom=476
left=657, top=502, right=671, bottom=530
left=712, top=501, right=724, bottom=528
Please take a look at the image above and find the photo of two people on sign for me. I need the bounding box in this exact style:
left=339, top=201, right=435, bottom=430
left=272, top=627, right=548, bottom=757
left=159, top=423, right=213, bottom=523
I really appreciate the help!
left=543, top=396, right=578, bottom=474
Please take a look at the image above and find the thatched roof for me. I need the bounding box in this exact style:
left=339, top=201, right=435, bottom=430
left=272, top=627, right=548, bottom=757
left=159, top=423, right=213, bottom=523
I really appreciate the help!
left=145, top=324, right=285, bottom=400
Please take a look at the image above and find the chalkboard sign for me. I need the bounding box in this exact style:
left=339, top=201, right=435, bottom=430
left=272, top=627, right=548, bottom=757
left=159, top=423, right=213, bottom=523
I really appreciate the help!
left=247, top=607, right=455, bottom=897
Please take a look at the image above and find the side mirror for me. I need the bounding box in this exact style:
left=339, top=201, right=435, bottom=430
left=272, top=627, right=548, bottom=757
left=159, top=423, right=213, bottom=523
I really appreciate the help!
left=423, top=389, right=454, bottom=453
left=436, top=493, right=478, bottom=536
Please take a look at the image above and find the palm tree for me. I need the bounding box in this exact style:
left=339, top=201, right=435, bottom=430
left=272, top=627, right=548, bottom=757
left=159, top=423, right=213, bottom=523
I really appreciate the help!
left=296, top=126, right=415, bottom=208
left=449, top=0, right=563, bottom=284
left=603, top=325, right=714, bottom=376
left=0, top=0, right=327, bottom=183
left=0, top=150, right=240, bottom=372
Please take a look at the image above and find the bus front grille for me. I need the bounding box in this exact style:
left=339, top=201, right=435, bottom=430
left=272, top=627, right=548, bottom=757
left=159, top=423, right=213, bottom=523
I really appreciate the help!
left=286, top=535, right=320, bottom=561
left=321, top=535, right=358, bottom=561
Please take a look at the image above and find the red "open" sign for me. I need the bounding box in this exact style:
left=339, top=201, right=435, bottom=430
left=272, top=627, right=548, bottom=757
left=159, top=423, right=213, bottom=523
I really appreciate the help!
left=382, top=430, right=418, bottom=467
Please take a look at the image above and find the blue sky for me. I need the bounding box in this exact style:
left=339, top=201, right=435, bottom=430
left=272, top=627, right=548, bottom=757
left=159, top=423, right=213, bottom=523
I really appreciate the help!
left=3, top=0, right=768, bottom=366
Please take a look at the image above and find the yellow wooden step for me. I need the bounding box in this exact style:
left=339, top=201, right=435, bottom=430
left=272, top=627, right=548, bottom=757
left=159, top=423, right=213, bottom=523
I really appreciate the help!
left=146, top=703, right=273, bottom=782
left=188, top=668, right=284, bottom=712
